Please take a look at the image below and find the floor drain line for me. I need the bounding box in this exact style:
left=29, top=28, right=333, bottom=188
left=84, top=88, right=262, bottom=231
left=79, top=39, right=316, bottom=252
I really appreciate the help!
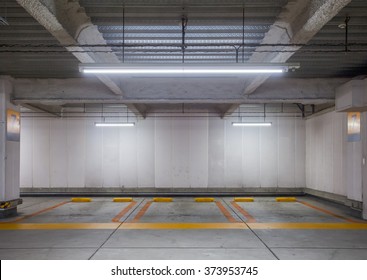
left=88, top=198, right=145, bottom=260
left=221, top=198, right=280, bottom=260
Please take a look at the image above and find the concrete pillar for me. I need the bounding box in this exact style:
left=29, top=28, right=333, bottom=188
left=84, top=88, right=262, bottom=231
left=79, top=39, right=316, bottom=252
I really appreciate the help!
left=362, top=112, right=367, bottom=219
left=0, top=78, right=22, bottom=218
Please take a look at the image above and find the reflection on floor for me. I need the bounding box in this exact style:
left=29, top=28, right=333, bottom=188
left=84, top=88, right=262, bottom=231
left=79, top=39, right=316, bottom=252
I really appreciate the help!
left=0, top=196, right=366, bottom=260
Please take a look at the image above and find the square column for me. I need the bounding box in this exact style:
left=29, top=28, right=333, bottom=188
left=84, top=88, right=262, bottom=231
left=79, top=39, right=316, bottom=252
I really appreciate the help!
left=362, top=112, right=367, bottom=219
left=0, top=78, right=22, bottom=218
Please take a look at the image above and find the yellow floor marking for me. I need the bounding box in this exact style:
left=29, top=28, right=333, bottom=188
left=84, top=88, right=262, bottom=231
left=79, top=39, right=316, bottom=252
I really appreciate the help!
left=0, top=223, right=119, bottom=230
left=297, top=201, right=360, bottom=223
left=119, top=223, right=249, bottom=230
left=153, top=197, right=173, bottom=202
left=112, top=201, right=137, bottom=223
left=113, top=198, right=133, bottom=202
left=215, top=201, right=238, bottom=223
left=276, top=197, right=297, bottom=202
left=0, top=201, right=70, bottom=223
left=131, top=201, right=152, bottom=223
left=247, top=223, right=367, bottom=230
left=231, top=201, right=257, bottom=223
left=234, top=197, right=254, bottom=202
left=195, top=197, right=215, bottom=202
left=71, top=198, right=92, bottom=202
left=0, top=222, right=367, bottom=230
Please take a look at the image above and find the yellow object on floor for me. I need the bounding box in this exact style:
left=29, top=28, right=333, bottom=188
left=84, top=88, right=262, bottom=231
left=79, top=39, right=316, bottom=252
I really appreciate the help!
left=234, top=197, right=254, bottom=202
left=153, top=197, right=173, bottom=202
left=276, top=197, right=297, bottom=202
left=71, top=197, right=92, bottom=202
left=113, top=197, right=133, bottom=202
left=195, top=197, right=215, bottom=202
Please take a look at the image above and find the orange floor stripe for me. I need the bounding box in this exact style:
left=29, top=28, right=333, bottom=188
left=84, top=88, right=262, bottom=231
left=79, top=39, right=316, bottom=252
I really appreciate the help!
left=11, top=201, right=70, bottom=223
left=131, top=201, right=152, bottom=223
left=231, top=201, right=257, bottom=223
left=111, top=201, right=137, bottom=223
left=215, top=201, right=238, bottom=223
left=297, top=201, right=359, bottom=223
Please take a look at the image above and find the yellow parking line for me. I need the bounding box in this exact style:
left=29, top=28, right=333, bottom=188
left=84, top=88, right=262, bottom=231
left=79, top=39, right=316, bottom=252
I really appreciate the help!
left=119, top=223, right=249, bottom=230
left=0, top=223, right=119, bottom=230
left=231, top=201, right=257, bottom=223
left=215, top=201, right=238, bottom=223
left=297, top=201, right=360, bottom=223
left=1, top=222, right=366, bottom=231
left=131, top=201, right=152, bottom=223
left=247, top=223, right=367, bottom=230
left=112, top=201, right=137, bottom=223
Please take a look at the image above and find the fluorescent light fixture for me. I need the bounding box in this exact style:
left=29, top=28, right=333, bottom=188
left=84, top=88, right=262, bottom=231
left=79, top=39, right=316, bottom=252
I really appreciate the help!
left=80, top=63, right=300, bottom=75
left=95, top=122, right=135, bottom=127
left=232, top=122, right=272, bottom=127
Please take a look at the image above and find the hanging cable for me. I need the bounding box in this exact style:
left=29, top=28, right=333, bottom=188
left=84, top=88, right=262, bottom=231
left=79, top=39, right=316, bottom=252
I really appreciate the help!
left=344, top=16, right=351, bottom=52
left=181, top=14, right=188, bottom=63
left=122, top=6, right=125, bottom=62
left=242, top=6, right=245, bottom=63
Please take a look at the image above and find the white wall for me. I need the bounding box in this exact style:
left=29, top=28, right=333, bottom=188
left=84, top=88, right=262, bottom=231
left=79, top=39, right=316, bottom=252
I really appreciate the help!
left=306, top=111, right=363, bottom=201
left=20, top=116, right=305, bottom=189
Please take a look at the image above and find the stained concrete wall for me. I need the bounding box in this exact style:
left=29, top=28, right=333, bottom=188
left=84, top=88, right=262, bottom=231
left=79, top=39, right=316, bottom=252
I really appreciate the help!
left=306, top=110, right=363, bottom=202
left=20, top=115, right=305, bottom=190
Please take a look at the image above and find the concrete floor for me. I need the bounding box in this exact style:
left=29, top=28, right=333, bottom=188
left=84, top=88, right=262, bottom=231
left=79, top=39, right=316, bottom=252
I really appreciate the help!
left=0, top=196, right=366, bottom=260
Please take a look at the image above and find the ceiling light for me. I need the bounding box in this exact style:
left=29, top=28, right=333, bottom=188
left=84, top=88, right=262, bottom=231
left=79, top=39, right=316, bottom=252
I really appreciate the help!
left=232, top=122, right=272, bottom=127
left=95, top=122, right=135, bottom=127
left=80, top=63, right=300, bottom=75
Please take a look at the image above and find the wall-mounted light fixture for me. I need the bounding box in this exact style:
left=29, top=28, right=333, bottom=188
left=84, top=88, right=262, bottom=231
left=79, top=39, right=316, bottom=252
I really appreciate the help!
left=232, top=122, right=272, bottom=127
left=95, top=122, right=135, bottom=127
left=79, top=63, right=300, bottom=75
left=232, top=104, right=272, bottom=127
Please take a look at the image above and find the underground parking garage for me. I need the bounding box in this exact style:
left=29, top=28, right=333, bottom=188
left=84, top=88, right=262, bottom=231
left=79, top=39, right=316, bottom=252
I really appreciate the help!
left=0, top=0, right=367, bottom=264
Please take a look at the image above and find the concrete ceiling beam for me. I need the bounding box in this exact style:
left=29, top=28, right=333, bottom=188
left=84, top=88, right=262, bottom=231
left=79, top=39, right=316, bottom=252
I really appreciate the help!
left=15, top=0, right=146, bottom=119
left=243, top=0, right=352, bottom=96
left=21, top=103, right=62, bottom=117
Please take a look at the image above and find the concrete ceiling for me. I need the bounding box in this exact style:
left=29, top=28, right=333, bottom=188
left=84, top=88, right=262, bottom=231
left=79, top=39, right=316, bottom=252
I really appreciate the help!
left=1, top=0, right=367, bottom=117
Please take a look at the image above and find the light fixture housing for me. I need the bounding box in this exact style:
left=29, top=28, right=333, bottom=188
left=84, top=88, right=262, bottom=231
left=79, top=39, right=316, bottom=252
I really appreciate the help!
left=79, top=63, right=300, bottom=75
left=95, top=122, right=135, bottom=127
left=232, top=122, right=272, bottom=127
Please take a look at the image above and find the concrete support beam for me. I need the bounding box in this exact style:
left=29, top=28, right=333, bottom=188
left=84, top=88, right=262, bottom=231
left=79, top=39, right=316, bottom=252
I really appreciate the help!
left=15, top=0, right=125, bottom=95
left=21, top=103, right=62, bottom=117
left=242, top=0, right=351, bottom=96
left=128, top=104, right=148, bottom=119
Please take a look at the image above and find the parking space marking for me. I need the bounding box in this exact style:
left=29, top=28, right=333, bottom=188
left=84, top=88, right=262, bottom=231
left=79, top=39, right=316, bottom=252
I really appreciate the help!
left=215, top=201, right=238, bottom=223
left=1, top=222, right=367, bottom=230
left=0, top=223, right=119, bottom=230
left=131, top=201, right=153, bottom=223
left=112, top=201, right=137, bottom=223
left=297, top=201, right=360, bottom=223
left=231, top=201, right=257, bottom=223
left=119, top=222, right=249, bottom=230
left=4, top=201, right=70, bottom=223
left=247, top=223, right=367, bottom=230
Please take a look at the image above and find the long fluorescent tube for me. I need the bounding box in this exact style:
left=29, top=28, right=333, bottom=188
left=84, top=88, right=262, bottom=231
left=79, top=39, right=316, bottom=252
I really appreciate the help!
left=80, top=63, right=300, bottom=75
left=232, top=122, right=272, bottom=127
left=95, top=122, right=135, bottom=127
